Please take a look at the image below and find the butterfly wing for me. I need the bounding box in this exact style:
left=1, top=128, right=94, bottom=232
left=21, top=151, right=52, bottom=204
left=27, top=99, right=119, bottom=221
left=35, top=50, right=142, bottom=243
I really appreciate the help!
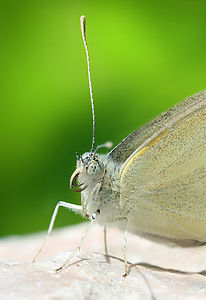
left=119, top=90, right=206, bottom=242
left=108, top=90, right=206, bottom=164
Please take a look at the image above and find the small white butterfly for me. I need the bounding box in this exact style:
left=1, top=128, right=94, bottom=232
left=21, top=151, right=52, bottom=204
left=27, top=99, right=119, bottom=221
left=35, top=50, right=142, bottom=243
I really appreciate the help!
left=33, top=16, right=206, bottom=277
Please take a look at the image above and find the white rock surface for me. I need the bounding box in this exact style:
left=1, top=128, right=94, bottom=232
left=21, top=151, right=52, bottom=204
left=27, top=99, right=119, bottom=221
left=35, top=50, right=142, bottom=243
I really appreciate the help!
left=1, top=223, right=206, bottom=299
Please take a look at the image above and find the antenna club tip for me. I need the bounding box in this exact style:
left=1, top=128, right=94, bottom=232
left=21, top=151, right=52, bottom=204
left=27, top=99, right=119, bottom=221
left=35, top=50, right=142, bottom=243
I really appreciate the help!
left=80, top=15, right=86, bottom=36
left=105, top=141, right=113, bottom=149
left=80, top=15, right=86, bottom=26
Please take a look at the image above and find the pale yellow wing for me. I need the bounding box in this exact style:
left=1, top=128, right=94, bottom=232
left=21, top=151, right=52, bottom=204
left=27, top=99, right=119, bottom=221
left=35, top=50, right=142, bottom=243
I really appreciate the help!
left=109, top=90, right=206, bottom=164
left=120, top=91, right=206, bottom=242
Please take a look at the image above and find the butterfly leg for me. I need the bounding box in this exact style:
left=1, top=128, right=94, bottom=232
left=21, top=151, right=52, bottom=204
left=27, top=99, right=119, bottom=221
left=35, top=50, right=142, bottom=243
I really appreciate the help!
left=56, top=214, right=96, bottom=272
left=104, top=226, right=110, bottom=263
left=122, top=229, right=128, bottom=277
left=32, top=201, right=83, bottom=263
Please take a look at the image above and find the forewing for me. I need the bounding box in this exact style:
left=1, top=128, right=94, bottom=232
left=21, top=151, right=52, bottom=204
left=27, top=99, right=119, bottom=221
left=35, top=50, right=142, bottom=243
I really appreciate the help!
left=108, top=90, right=206, bottom=164
left=120, top=91, right=206, bottom=241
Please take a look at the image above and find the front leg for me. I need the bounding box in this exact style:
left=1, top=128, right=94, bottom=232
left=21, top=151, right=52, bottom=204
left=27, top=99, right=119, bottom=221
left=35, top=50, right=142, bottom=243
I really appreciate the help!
left=32, top=201, right=83, bottom=262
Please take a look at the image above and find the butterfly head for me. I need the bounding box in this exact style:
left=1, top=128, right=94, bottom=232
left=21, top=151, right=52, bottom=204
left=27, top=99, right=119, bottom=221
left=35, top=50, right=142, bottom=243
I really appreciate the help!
left=70, top=152, right=105, bottom=194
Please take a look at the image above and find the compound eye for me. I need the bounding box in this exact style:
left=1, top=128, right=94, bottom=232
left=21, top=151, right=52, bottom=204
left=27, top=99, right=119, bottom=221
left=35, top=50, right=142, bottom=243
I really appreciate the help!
left=87, top=160, right=104, bottom=177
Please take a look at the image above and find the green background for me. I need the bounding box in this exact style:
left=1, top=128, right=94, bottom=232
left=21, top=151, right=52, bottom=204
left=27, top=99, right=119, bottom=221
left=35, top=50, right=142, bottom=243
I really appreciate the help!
left=1, top=0, right=206, bottom=236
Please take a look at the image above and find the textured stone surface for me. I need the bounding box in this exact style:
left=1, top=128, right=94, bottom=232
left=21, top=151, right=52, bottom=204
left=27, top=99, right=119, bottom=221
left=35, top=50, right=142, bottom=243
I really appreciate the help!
left=1, top=223, right=206, bottom=299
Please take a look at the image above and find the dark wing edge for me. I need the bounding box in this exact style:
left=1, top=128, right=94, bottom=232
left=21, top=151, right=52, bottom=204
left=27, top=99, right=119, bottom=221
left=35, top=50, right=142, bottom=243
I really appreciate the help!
left=108, top=89, right=206, bottom=164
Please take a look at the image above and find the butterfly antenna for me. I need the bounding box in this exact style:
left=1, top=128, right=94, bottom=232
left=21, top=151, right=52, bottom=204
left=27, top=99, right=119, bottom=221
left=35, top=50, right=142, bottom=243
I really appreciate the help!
left=80, top=15, right=95, bottom=153
left=94, top=141, right=113, bottom=154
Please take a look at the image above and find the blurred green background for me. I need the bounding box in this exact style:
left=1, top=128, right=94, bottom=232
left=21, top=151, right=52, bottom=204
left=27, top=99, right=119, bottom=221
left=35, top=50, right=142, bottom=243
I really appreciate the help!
left=1, top=0, right=206, bottom=236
